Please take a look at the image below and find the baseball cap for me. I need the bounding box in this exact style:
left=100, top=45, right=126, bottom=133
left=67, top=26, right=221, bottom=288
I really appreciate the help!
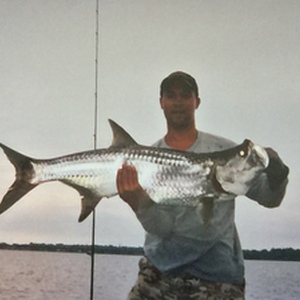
left=160, top=71, right=199, bottom=97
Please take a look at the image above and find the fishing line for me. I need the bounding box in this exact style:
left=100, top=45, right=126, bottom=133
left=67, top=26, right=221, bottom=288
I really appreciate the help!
left=90, top=0, right=99, bottom=299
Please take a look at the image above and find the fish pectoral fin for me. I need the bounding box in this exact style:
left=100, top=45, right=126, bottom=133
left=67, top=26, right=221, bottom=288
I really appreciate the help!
left=200, top=197, right=214, bottom=225
left=60, top=180, right=101, bottom=222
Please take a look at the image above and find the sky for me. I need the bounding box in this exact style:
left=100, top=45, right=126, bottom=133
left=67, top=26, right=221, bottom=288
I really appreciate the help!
left=0, top=0, right=299, bottom=250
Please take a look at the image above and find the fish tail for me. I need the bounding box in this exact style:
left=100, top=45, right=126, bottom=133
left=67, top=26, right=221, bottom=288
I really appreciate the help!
left=0, top=143, right=37, bottom=215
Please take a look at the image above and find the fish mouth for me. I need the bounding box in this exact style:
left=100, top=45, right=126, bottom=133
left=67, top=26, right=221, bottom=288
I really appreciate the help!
left=252, top=145, right=269, bottom=168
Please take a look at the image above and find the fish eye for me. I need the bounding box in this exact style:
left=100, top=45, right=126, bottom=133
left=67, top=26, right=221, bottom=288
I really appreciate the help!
left=239, top=150, right=246, bottom=157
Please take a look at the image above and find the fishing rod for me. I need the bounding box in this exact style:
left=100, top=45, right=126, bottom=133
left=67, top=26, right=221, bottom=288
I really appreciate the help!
left=90, top=0, right=100, bottom=299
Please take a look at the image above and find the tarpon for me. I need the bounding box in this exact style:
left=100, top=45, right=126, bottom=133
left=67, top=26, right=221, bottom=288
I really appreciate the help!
left=0, top=119, right=269, bottom=222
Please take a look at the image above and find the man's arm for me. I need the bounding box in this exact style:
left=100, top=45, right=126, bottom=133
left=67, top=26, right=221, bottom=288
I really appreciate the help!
left=246, top=147, right=289, bottom=207
left=116, top=162, right=175, bottom=236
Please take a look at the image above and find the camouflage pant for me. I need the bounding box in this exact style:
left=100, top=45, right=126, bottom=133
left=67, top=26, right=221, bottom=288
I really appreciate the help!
left=127, top=257, right=245, bottom=300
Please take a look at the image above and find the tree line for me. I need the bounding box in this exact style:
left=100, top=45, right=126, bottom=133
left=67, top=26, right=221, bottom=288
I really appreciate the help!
left=0, top=242, right=144, bottom=256
left=1, top=243, right=300, bottom=261
left=243, top=248, right=300, bottom=261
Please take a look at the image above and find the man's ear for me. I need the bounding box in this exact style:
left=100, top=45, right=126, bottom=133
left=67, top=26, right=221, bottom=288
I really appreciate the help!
left=160, top=97, right=164, bottom=109
left=195, top=97, right=201, bottom=109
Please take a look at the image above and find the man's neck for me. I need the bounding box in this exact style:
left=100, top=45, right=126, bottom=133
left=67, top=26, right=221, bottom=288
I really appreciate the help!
left=164, top=127, right=198, bottom=150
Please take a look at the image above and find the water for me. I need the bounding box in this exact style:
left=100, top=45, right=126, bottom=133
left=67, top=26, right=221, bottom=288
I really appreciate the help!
left=0, top=250, right=299, bottom=300
left=244, top=260, right=300, bottom=300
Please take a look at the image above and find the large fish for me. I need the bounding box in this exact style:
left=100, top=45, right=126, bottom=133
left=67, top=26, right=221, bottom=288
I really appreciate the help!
left=0, top=120, right=269, bottom=222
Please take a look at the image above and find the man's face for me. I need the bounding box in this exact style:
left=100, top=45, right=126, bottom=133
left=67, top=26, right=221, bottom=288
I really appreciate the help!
left=160, top=86, right=200, bottom=130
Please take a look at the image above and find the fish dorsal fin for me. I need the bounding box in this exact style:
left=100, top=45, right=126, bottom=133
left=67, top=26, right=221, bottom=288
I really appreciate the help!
left=108, top=119, right=138, bottom=148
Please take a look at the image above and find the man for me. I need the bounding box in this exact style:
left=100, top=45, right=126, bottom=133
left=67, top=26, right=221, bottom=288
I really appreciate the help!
left=117, top=71, right=289, bottom=299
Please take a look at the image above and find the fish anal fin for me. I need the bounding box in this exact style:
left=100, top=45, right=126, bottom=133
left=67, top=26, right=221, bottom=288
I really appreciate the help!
left=60, top=180, right=101, bottom=222
left=79, top=193, right=101, bottom=222
left=108, top=119, right=139, bottom=148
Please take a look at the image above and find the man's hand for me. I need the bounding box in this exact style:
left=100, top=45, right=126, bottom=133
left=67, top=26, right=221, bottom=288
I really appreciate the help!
left=264, top=148, right=289, bottom=190
left=116, top=162, right=153, bottom=212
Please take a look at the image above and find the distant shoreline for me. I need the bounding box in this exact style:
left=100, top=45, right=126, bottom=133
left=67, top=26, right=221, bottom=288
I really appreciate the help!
left=1, top=243, right=300, bottom=261
left=0, top=242, right=144, bottom=256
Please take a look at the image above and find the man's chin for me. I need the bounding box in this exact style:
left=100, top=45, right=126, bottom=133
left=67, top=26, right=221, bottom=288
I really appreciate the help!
left=168, top=117, right=190, bottom=129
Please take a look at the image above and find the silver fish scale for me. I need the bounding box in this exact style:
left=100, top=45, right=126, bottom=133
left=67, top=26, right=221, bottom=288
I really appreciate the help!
left=35, top=149, right=117, bottom=182
left=116, top=147, right=215, bottom=205
left=144, top=162, right=214, bottom=205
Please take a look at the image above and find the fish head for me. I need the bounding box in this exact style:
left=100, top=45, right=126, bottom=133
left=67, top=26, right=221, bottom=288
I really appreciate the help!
left=215, top=139, right=269, bottom=195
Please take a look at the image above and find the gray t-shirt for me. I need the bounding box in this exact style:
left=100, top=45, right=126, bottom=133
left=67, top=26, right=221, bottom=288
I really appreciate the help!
left=136, top=131, right=287, bottom=284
